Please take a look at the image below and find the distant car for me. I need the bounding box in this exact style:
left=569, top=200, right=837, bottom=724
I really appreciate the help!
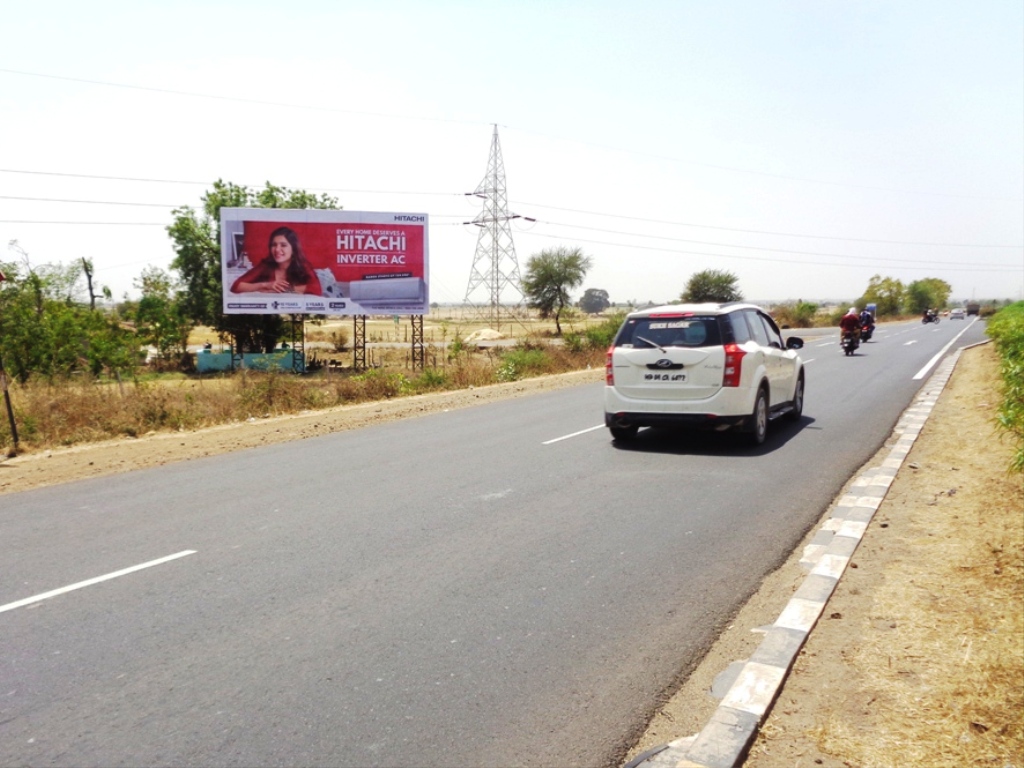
left=950, top=308, right=966, bottom=320
left=604, top=302, right=805, bottom=445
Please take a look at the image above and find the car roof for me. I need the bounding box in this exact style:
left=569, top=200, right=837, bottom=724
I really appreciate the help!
left=626, top=302, right=760, bottom=318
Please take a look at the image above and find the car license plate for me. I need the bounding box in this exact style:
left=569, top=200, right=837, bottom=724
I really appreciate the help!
left=644, top=372, right=686, bottom=382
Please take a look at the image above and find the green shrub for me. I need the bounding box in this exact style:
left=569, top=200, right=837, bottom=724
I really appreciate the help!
left=497, top=348, right=550, bottom=381
left=237, top=370, right=309, bottom=416
left=987, top=302, right=1024, bottom=473
left=414, top=367, right=449, bottom=392
left=353, top=368, right=410, bottom=399
left=448, top=331, right=466, bottom=361
left=772, top=302, right=819, bottom=328
left=583, top=312, right=625, bottom=349
left=563, top=332, right=584, bottom=353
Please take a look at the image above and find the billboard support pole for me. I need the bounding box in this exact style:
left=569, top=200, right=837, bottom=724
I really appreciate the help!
left=411, top=315, right=424, bottom=371
left=353, top=315, right=367, bottom=371
left=288, top=315, right=306, bottom=373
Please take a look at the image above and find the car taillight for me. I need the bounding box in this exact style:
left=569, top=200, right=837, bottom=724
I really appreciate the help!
left=723, top=343, right=745, bottom=387
left=605, top=345, right=615, bottom=385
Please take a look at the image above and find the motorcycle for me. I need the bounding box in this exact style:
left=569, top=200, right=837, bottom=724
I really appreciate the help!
left=860, top=322, right=875, bottom=342
left=922, top=311, right=940, bottom=324
left=841, top=331, right=860, bottom=356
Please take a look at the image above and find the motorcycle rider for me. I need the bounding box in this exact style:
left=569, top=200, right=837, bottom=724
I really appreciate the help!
left=840, top=306, right=861, bottom=341
left=859, top=307, right=875, bottom=337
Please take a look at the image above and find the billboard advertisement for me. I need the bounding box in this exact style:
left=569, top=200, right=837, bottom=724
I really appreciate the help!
left=220, top=208, right=429, bottom=316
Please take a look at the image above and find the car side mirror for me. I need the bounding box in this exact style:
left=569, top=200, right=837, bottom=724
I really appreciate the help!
left=786, top=337, right=804, bottom=350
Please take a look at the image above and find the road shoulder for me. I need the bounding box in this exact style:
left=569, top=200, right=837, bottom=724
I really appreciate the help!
left=0, top=368, right=603, bottom=495
left=625, top=343, right=1023, bottom=767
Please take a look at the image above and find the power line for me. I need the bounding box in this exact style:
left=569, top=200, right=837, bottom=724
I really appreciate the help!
left=0, top=168, right=210, bottom=186
left=4, top=68, right=1020, bottom=203
left=3, top=167, right=1019, bottom=250
left=0, top=195, right=176, bottom=207
left=3, top=209, right=1018, bottom=269
left=0, top=220, right=167, bottom=225
left=505, top=128, right=1023, bottom=202
left=520, top=230, right=1018, bottom=273
left=524, top=219, right=1021, bottom=268
left=0, top=68, right=482, bottom=127
left=511, top=200, right=1024, bottom=249
left=0, top=168, right=465, bottom=198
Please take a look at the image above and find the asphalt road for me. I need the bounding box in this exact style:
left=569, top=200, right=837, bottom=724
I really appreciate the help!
left=0, top=318, right=988, bottom=768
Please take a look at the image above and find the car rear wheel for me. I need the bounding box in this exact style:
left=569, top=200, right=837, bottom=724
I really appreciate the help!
left=610, top=424, right=639, bottom=441
left=785, top=374, right=804, bottom=422
left=749, top=388, right=768, bottom=445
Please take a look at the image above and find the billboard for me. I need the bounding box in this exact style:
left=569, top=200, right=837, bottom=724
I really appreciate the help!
left=220, top=208, right=429, bottom=316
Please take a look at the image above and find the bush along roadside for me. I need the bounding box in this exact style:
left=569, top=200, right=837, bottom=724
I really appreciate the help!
left=986, top=301, right=1024, bottom=473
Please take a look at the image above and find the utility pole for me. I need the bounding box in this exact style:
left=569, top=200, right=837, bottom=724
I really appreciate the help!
left=463, top=125, right=532, bottom=327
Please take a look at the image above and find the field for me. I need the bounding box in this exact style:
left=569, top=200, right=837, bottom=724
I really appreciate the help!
left=1, top=310, right=618, bottom=455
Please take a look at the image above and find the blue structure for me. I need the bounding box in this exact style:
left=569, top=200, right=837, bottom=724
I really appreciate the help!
left=195, top=349, right=305, bottom=374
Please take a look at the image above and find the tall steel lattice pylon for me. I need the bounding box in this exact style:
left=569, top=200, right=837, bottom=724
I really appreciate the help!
left=463, top=125, right=531, bottom=326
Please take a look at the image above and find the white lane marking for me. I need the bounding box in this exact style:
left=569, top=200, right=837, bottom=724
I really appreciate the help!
left=801, top=358, right=816, bottom=364
left=904, top=340, right=918, bottom=346
left=543, top=425, right=604, bottom=445
left=480, top=489, right=513, bottom=500
left=913, top=325, right=976, bottom=380
left=0, top=550, right=197, bottom=614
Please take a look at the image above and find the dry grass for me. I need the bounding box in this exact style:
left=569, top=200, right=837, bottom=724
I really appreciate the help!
left=1, top=328, right=608, bottom=453
left=804, top=349, right=1024, bottom=768
left=194, top=308, right=610, bottom=348
left=814, top=491, right=1024, bottom=767
left=736, top=345, right=1023, bottom=768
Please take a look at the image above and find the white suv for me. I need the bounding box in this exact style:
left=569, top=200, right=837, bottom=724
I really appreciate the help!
left=604, top=302, right=805, bottom=444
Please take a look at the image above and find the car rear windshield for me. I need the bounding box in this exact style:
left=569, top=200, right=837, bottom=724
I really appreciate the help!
left=614, top=315, right=723, bottom=348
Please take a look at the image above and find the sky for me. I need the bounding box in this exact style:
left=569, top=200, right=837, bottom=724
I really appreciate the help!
left=2, top=0, right=1022, bottom=308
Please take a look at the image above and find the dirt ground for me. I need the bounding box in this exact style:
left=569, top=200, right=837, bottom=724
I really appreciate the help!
left=1, top=348, right=1020, bottom=767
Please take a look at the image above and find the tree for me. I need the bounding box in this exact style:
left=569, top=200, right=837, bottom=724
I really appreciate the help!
left=521, top=246, right=592, bottom=336
left=905, top=278, right=953, bottom=314
left=129, top=266, right=194, bottom=361
left=579, top=287, right=611, bottom=314
left=772, top=300, right=819, bottom=328
left=81, top=258, right=111, bottom=310
left=79, top=310, right=140, bottom=379
left=0, top=255, right=138, bottom=383
left=856, top=274, right=905, bottom=317
left=167, top=180, right=339, bottom=353
left=680, top=269, right=742, bottom=303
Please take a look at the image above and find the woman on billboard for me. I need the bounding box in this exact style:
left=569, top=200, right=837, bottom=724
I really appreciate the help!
left=230, top=226, right=322, bottom=295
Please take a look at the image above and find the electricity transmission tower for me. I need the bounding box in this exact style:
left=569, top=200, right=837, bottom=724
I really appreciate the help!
left=463, top=125, right=532, bottom=326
